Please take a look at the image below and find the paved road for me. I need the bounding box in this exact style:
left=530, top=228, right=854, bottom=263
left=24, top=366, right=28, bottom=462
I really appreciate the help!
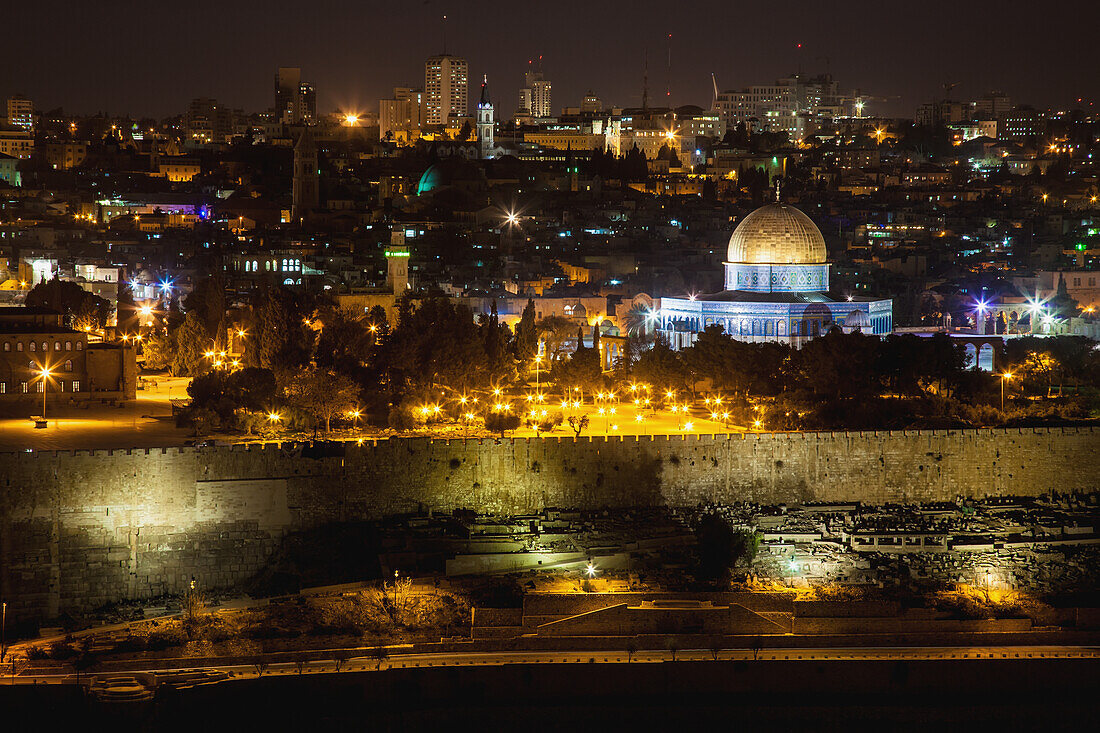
left=9, top=645, right=1099, bottom=687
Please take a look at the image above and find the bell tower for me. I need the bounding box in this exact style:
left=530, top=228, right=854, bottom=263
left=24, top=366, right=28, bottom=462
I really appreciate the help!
left=477, top=75, right=494, bottom=159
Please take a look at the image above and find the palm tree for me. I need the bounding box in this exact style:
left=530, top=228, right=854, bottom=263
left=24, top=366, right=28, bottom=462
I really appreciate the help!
left=622, top=304, right=654, bottom=340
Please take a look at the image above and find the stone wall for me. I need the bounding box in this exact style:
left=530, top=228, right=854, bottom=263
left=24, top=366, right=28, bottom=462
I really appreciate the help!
left=1, top=428, right=1097, bottom=620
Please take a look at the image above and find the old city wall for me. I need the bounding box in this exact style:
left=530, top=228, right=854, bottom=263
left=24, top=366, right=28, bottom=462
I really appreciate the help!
left=0, top=428, right=1094, bottom=620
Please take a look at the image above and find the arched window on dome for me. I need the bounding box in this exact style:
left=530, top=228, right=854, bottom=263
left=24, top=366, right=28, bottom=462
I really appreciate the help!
left=777, top=321, right=786, bottom=336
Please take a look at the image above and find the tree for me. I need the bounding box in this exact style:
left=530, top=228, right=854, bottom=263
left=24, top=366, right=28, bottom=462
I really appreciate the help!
left=251, top=287, right=314, bottom=373
left=537, top=315, right=577, bottom=362
left=625, top=637, right=639, bottom=662
left=25, top=277, right=109, bottom=328
left=567, top=414, right=589, bottom=437
left=141, top=329, right=177, bottom=371
left=115, top=283, right=138, bottom=332
left=480, top=300, right=513, bottom=383
left=513, top=298, right=538, bottom=362
left=621, top=303, right=654, bottom=340
left=631, top=336, right=688, bottom=392
left=484, top=410, right=521, bottom=437
left=183, top=277, right=227, bottom=346
left=379, top=296, right=489, bottom=394
left=284, top=369, right=360, bottom=433
left=172, top=311, right=209, bottom=377
left=552, top=341, right=602, bottom=396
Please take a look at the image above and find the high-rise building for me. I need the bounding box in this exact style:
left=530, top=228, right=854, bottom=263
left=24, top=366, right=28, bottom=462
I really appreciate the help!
left=185, top=98, right=234, bottom=144
left=291, top=126, right=319, bottom=222
left=424, top=54, right=468, bottom=126
left=581, top=92, right=603, bottom=114
left=379, top=87, right=425, bottom=141
left=298, top=82, right=316, bottom=122
left=6, top=96, right=33, bottom=132
left=275, top=67, right=314, bottom=125
left=519, top=67, right=552, bottom=118
left=974, top=91, right=1013, bottom=119
left=477, top=76, right=494, bottom=159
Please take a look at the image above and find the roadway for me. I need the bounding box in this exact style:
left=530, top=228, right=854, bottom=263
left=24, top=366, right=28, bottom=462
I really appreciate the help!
left=9, top=645, right=1100, bottom=687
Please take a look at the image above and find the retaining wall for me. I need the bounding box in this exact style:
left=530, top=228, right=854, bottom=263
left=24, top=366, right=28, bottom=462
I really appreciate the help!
left=0, top=428, right=1096, bottom=620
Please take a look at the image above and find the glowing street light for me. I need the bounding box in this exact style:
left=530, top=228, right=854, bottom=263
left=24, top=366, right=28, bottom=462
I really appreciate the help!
left=585, top=562, right=597, bottom=578
left=1000, top=372, right=1013, bottom=412
left=37, top=365, right=52, bottom=420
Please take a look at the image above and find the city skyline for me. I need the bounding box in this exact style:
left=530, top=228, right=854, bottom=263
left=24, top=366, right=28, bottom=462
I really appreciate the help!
left=2, top=0, right=1098, bottom=119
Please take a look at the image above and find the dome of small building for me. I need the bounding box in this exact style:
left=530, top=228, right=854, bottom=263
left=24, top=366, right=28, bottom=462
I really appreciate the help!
left=845, top=309, right=871, bottom=329
left=726, top=204, right=827, bottom=265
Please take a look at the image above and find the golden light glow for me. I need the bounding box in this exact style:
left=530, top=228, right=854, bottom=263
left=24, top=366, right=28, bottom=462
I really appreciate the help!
left=267, top=412, right=281, bottom=422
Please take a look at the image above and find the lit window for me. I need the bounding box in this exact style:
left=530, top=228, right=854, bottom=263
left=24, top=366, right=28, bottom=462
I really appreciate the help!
left=76, top=342, right=83, bottom=351
left=55, top=341, right=62, bottom=351
left=2, top=343, right=8, bottom=352
left=29, top=342, right=35, bottom=352
left=65, top=341, right=71, bottom=351
left=16, top=342, right=22, bottom=352
left=64, top=360, right=72, bottom=372
left=20, top=381, right=28, bottom=394
left=72, top=380, right=81, bottom=392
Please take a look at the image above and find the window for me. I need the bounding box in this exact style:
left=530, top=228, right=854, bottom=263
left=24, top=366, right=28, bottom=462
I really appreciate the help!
left=41, top=341, right=47, bottom=351
left=15, top=342, right=21, bottom=352
left=29, top=342, right=35, bottom=352
left=64, top=360, right=72, bottom=372
left=2, top=342, right=8, bottom=352
left=58, top=381, right=65, bottom=393
left=72, top=380, right=81, bottom=392
left=20, top=381, right=28, bottom=394
left=0, top=382, right=5, bottom=394
left=55, top=341, right=61, bottom=351
left=65, top=341, right=71, bottom=351
left=35, top=382, right=43, bottom=393
left=76, top=342, right=82, bottom=351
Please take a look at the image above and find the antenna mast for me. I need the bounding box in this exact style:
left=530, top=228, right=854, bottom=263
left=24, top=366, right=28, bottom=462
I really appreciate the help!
left=642, top=48, right=649, bottom=111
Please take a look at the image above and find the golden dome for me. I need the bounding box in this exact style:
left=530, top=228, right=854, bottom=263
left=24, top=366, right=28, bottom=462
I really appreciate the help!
left=726, top=204, right=827, bottom=265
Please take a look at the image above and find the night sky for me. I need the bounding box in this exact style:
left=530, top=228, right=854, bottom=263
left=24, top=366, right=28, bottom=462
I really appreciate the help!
left=3, top=0, right=1098, bottom=120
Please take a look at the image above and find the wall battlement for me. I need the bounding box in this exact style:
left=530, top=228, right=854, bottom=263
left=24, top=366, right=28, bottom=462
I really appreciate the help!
left=1, top=428, right=1096, bottom=620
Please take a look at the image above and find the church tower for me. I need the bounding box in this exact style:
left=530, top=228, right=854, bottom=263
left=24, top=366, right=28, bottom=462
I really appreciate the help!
left=477, top=75, right=494, bottom=159
left=291, top=126, right=319, bottom=222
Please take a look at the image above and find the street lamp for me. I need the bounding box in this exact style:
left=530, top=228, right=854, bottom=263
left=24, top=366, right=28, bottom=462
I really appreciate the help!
left=37, top=365, right=52, bottom=419
left=1000, top=372, right=1013, bottom=412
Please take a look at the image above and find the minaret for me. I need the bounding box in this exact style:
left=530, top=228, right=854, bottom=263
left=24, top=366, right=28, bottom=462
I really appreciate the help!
left=291, top=126, right=319, bottom=222
left=477, top=75, right=494, bottom=159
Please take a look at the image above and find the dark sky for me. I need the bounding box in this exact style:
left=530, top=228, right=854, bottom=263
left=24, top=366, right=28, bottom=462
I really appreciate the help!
left=3, top=0, right=1098, bottom=120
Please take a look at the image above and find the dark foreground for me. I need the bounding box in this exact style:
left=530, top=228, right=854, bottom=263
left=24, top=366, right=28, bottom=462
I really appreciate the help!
left=2, top=657, right=1096, bottom=732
